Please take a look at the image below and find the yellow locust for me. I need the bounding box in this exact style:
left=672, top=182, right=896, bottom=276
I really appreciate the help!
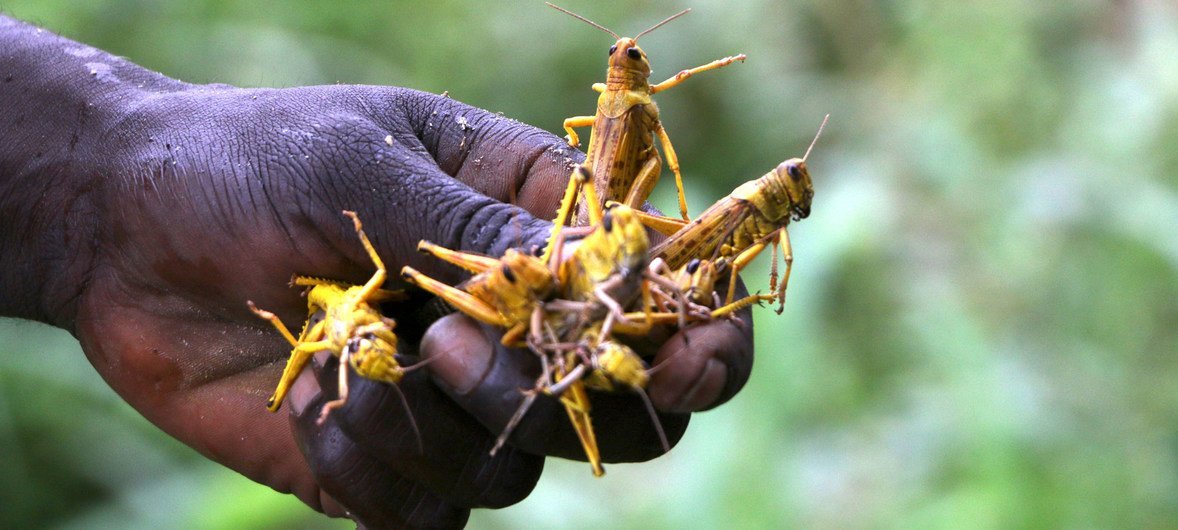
left=248, top=211, right=409, bottom=425
left=548, top=3, right=746, bottom=228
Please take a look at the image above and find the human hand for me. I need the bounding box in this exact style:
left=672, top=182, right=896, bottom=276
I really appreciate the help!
left=0, top=19, right=754, bottom=526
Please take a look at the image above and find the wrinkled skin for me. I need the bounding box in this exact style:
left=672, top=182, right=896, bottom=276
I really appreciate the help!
left=0, top=16, right=754, bottom=529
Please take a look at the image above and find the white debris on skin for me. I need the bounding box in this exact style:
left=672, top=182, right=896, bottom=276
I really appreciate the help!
left=84, top=62, right=117, bottom=82
left=384, top=135, right=394, bottom=146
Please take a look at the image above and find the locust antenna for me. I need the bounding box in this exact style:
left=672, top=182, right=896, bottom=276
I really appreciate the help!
left=546, top=3, right=620, bottom=40
left=803, top=114, right=830, bottom=162
left=635, top=8, right=692, bottom=41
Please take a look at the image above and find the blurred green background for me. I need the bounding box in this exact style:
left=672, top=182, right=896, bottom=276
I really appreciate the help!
left=2, top=0, right=1177, bottom=528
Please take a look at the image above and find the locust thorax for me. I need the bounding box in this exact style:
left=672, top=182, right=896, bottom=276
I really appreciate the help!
left=605, top=37, right=652, bottom=90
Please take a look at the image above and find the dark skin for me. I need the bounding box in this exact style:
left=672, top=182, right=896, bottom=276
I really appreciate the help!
left=0, top=15, right=754, bottom=529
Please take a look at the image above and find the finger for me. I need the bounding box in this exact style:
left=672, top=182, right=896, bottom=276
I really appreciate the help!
left=290, top=356, right=471, bottom=529
left=647, top=306, right=754, bottom=413
left=364, top=88, right=583, bottom=219
left=424, top=313, right=688, bottom=463
left=317, top=356, right=545, bottom=509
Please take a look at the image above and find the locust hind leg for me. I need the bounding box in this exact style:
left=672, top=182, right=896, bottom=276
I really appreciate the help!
left=725, top=239, right=771, bottom=306
left=625, top=207, right=690, bottom=237
left=653, top=124, right=690, bottom=220
left=554, top=372, right=603, bottom=477
left=267, top=335, right=331, bottom=413
left=341, top=210, right=388, bottom=300
left=417, top=240, right=500, bottom=274
left=541, top=165, right=589, bottom=265
left=400, top=266, right=509, bottom=328
left=622, top=154, right=662, bottom=213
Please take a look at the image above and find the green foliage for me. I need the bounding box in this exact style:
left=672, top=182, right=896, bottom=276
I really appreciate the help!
left=2, top=1, right=1176, bottom=528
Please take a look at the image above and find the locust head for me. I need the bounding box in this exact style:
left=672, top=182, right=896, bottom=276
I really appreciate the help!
left=607, top=37, right=651, bottom=78
left=777, top=115, right=827, bottom=221
left=499, top=248, right=556, bottom=301
left=598, top=204, right=650, bottom=279
left=547, top=3, right=690, bottom=81
left=344, top=322, right=403, bottom=385
left=777, top=158, right=813, bottom=221
left=586, top=340, right=649, bottom=392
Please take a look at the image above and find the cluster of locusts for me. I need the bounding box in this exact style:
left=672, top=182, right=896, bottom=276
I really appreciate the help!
left=247, top=4, right=820, bottom=477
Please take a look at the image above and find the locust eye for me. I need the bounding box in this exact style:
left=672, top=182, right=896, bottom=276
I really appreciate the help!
left=609, top=44, right=617, bottom=55
left=626, top=47, right=641, bottom=60
left=602, top=211, right=614, bottom=232
left=501, top=264, right=517, bottom=283
left=532, top=245, right=544, bottom=257
left=364, top=332, right=375, bottom=341
left=686, top=258, right=701, bottom=274
left=787, top=163, right=802, bottom=181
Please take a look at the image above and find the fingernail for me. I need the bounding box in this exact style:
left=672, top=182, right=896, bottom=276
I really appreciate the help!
left=423, top=315, right=494, bottom=396
left=289, top=352, right=331, bottom=416
left=674, top=359, right=726, bottom=413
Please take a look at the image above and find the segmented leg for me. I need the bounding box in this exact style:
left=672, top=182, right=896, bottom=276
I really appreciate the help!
left=418, top=240, right=500, bottom=274
left=562, top=115, right=595, bottom=147
left=401, top=266, right=508, bottom=328
left=342, top=210, right=388, bottom=301
left=269, top=337, right=332, bottom=412
left=555, top=368, right=603, bottom=477
left=650, top=54, right=747, bottom=94
left=628, top=207, right=690, bottom=237
left=248, top=301, right=300, bottom=346
left=774, top=228, right=794, bottom=314
left=622, top=155, right=662, bottom=211
left=653, top=124, right=689, bottom=220
left=317, top=346, right=354, bottom=425
left=541, top=165, right=588, bottom=265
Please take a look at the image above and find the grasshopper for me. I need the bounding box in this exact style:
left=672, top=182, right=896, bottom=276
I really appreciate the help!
left=494, top=323, right=669, bottom=478
left=491, top=166, right=698, bottom=475
left=636, top=116, right=827, bottom=313
left=248, top=211, right=410, bottom=426
left=548, top=3, right=746, bottom=226
left=401, top=244, right=556, bottom=347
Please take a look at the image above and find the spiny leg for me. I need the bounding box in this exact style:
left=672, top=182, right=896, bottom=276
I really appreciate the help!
left=775, top=228, right=794, bottom=315
left=654, top=124, right=689, bottom=219
left=621, top=155, right=662, bottom=212
left=541, top=165, right=588, bottom=265
left=291, top=275, right=350, bottom=289
left=268, top=337, right=332, bottom=412
left=555, top=372, right=603, bottom=477
left=341, top=210, right=388, bottom=300
left=418, top=240, right=499, bottom=274
left=248, top=301, right=300, bottom=346
left=711, top=292, right=777, bottom=319
left=650, top=54, right=747, bottom=94
left=726, top=240, right=770, bottom=306
left=318, top=346, right=354, bottom=425
left=401, top=266, right=508, bottom=328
